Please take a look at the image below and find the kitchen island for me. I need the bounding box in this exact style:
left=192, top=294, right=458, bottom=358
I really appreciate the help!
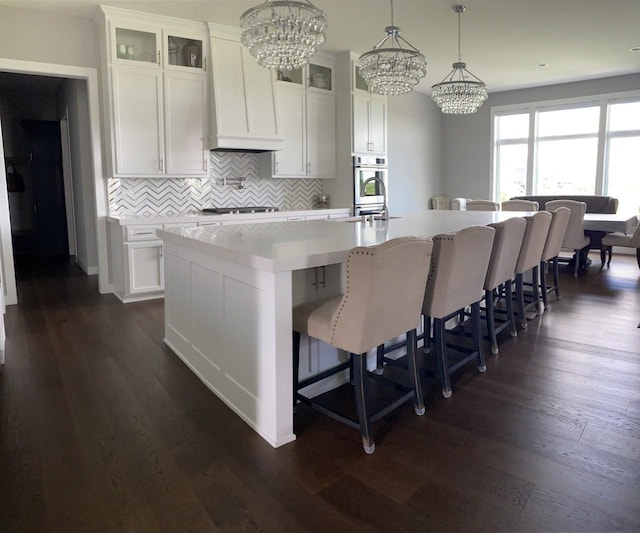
left=157, top=210, right=530, bottom=447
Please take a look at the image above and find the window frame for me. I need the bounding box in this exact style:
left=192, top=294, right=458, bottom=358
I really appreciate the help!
left=490, top=90, right=640, bottom=203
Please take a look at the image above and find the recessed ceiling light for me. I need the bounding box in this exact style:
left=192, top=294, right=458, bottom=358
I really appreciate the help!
left=630, top=46, right=640, bottom=52
left=536, top=62, right=548, bottom=68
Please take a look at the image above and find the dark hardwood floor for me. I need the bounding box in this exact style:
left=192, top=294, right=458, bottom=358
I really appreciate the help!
left=1, top=253, right=639, bottom=532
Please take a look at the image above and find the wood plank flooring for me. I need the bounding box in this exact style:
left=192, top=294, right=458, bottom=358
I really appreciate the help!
left=1, top=253, right=639, bottom=532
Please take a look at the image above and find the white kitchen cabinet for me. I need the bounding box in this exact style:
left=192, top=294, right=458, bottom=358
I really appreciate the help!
left=164, top=71, right=208, bottom=175
left=262, top=54, right=336, bottom=179
left=126, top=241, right=164, bottom=295
left=112, top=67, right=164, bottom=175
left=97, top=6, right=209, bottom=178
left=208, top=23, right=281, bottom=151
left=352, top=65, right=387, bottom=155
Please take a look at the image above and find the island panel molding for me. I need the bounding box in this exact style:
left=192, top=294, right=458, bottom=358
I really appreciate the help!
left=108, top=152, right=322, bottom=216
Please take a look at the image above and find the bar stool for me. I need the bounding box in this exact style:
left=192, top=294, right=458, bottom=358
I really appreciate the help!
left=483, top=217, right=527, bottom=355
left=545, top=200, right=590, bottom=277
left=292, top=237, right=433, bottom=454
left=513, top=211, right=552, bottom=328
left=422, top=226, right=495, bottom=398
left=501, top=200, right=539, bottom=212
left=539, top=207, right=571, bottom=306
left=466, top=200, right=500, bottom=211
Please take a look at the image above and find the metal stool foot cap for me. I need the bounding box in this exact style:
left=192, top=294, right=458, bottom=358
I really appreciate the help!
left=491, top=344, right=499, bottom=355
left=478, top=364, right=487, bottom=373
left=414, top=405, right=426, bottom=416
left=363, top=442, right=375, bottom=454
left=422, top=346, right=431, bottom=354
left=374, top=367, right=384, bottom=375
left=510, top=330, right=518, bottom=338
left=442, top=388, right=452, bottom=399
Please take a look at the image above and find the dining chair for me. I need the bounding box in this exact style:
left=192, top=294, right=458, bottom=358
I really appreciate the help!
left=513, top=211, right=552, bottom=328
left=545, top=200, right=590, bottom=277
left=466, top=200, right=500, bottom=211
left=292, top=237, right=433, bottom=454
left=601, top=222, right=640, bottom=269
left=431, top=195, right=451, bottom=210
left=539, top=207, right=571, bottom=307
left=422, top=226, right=495, bottom=398
left=450, top=198, right=470, bottom=210
left=483, top=217, right=527, bottom=354
left=501, top=200, right=539, bottom=212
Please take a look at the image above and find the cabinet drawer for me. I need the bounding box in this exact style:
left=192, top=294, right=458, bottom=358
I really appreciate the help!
left=126, top=224, right=162, bottom=241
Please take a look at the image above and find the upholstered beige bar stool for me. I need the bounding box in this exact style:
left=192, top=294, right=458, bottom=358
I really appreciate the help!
left=513, top=211, right=552, bottom=328
left=422, top=226, right=495, bottom=398
left=450, top=198, right=470, bottom=210
left=501, top=200, right=539, bottom=212
left=539, top=207, right=571, bottom=307
left=466, top=200, right=500, bottom=211
left=483, top=217, right=527, bottom=355
left=545, top=199, right=590, bottom=277
left=292, top=237, right=433, bottom=454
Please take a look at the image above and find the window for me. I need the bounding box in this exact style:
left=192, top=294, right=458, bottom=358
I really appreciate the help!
left=492, top=92, right=640, bottom=214
left=605, top=101, right=640, bottom=215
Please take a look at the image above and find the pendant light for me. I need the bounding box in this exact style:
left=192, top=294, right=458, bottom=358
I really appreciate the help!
left=357, top=0, right=427, bottom=96
left=431, top=5, right=487, bottom=114
left=240, top=0, right=328, bottom=71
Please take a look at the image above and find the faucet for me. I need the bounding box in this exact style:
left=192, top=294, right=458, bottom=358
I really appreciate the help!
left=361, top=176, right=389, bottom=220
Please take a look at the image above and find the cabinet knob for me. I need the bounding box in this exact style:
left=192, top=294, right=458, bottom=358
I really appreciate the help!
left=157, top=50, right=161, bottom=65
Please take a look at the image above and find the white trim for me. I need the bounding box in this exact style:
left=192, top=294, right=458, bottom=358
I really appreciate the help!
left=0, top=58, right=108, bottom=304
left=0, top=117, right=16, bottom=305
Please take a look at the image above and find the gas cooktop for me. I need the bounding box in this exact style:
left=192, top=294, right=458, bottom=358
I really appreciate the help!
left=202, top=206, right=279, bottom=215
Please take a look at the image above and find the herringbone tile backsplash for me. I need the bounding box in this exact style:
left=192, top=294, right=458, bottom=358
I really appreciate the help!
left=108, top=152, right=323, bottom=216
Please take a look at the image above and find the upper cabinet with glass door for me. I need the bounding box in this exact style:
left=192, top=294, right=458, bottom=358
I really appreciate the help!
left=275, top=55, right=334, bottom=93
left=105, top=7, right=207, bottom=72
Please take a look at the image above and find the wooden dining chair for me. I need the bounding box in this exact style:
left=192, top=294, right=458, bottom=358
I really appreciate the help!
left=601, top=223, right=640, bottom=269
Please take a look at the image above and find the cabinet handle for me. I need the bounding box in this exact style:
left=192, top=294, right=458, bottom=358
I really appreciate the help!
left=203, top=158, right=208, bottom=171
left=157, top=50, right=161, bottom=65
left=311, top=268, right=318, bottom=288
left=159, top=244, right=163, bottom=258
left=275, top=160, right=279, bottom=173
left=159, top=159, right=164, bottom=171
left=204, top=57, right=207, bottom=72
left=319, top=266, right=326, bottom=289
left=306, top=162, right=311, bottom=174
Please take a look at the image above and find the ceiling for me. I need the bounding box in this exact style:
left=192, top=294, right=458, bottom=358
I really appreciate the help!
left=2, top=0, right=640, bottom=94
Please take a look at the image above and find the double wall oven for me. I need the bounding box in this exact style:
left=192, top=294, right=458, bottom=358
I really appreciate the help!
left=353, top=155, right=388, bottom=216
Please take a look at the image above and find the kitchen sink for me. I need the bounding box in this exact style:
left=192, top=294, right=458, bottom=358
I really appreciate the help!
left=334, top=216, right=403, bottom=223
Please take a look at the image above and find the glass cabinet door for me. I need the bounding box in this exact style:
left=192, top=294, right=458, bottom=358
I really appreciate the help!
left=114, top=27, right=160, bottom=65
left=308, top=63, right=332, bottom=92
left=166, top=34, right=204, bottom=69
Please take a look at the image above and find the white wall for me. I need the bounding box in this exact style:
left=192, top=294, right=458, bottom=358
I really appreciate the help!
left=0, top=6, right=96, bottom=68
left=387, top=91, right=443, bottom=215
left=441, top=73, right=640, bottom=200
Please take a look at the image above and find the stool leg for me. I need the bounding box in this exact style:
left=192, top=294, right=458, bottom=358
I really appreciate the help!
left=434, top=318, right=451, bottom=398
left=485, top=289, right=498, bottom=355
left=505, top=280, right=517, bottom=338
left=472, top=302, right=487, bottom=373
left=539, top=260, right=548, bottom=309
left=293, top=331, right=301, bottom=408
left=600, top=246, right=606, bottom=269
left=532, top=265, right=542, bottom=314
left=552, top=257, right=561, bottom=300
left=406, top=329, right=425, bottom=415
left=573, top=250, right=579, bottom=277
left=352, top=352, right=375, bottom=454
left=375, top=344, right=385, bottom=375
left=516, top=273, right=527, bottom=329
left=607, top=246, right=612, bottom=267
left=636, top=248, right=640, bottom=269
left=422, top=315, right=432, bottom=354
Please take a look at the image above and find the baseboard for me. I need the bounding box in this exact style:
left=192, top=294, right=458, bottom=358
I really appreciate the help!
left=75, top=256, right=98, bottom=275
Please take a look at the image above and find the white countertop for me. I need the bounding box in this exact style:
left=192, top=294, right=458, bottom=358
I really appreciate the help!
left=106, top=208, right=351, bottom=226
left=158, top=210, right=531, bottom=273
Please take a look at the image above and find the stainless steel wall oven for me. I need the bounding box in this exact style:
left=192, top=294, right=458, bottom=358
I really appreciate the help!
left=353, top=155, right=388, bottom=216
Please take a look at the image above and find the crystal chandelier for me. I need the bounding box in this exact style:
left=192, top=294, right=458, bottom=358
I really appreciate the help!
left=240, top=0, right=327, bottom=71
left=357, top=0, right=427, bottom=96
left=431, top=5, right=487, bottom=114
